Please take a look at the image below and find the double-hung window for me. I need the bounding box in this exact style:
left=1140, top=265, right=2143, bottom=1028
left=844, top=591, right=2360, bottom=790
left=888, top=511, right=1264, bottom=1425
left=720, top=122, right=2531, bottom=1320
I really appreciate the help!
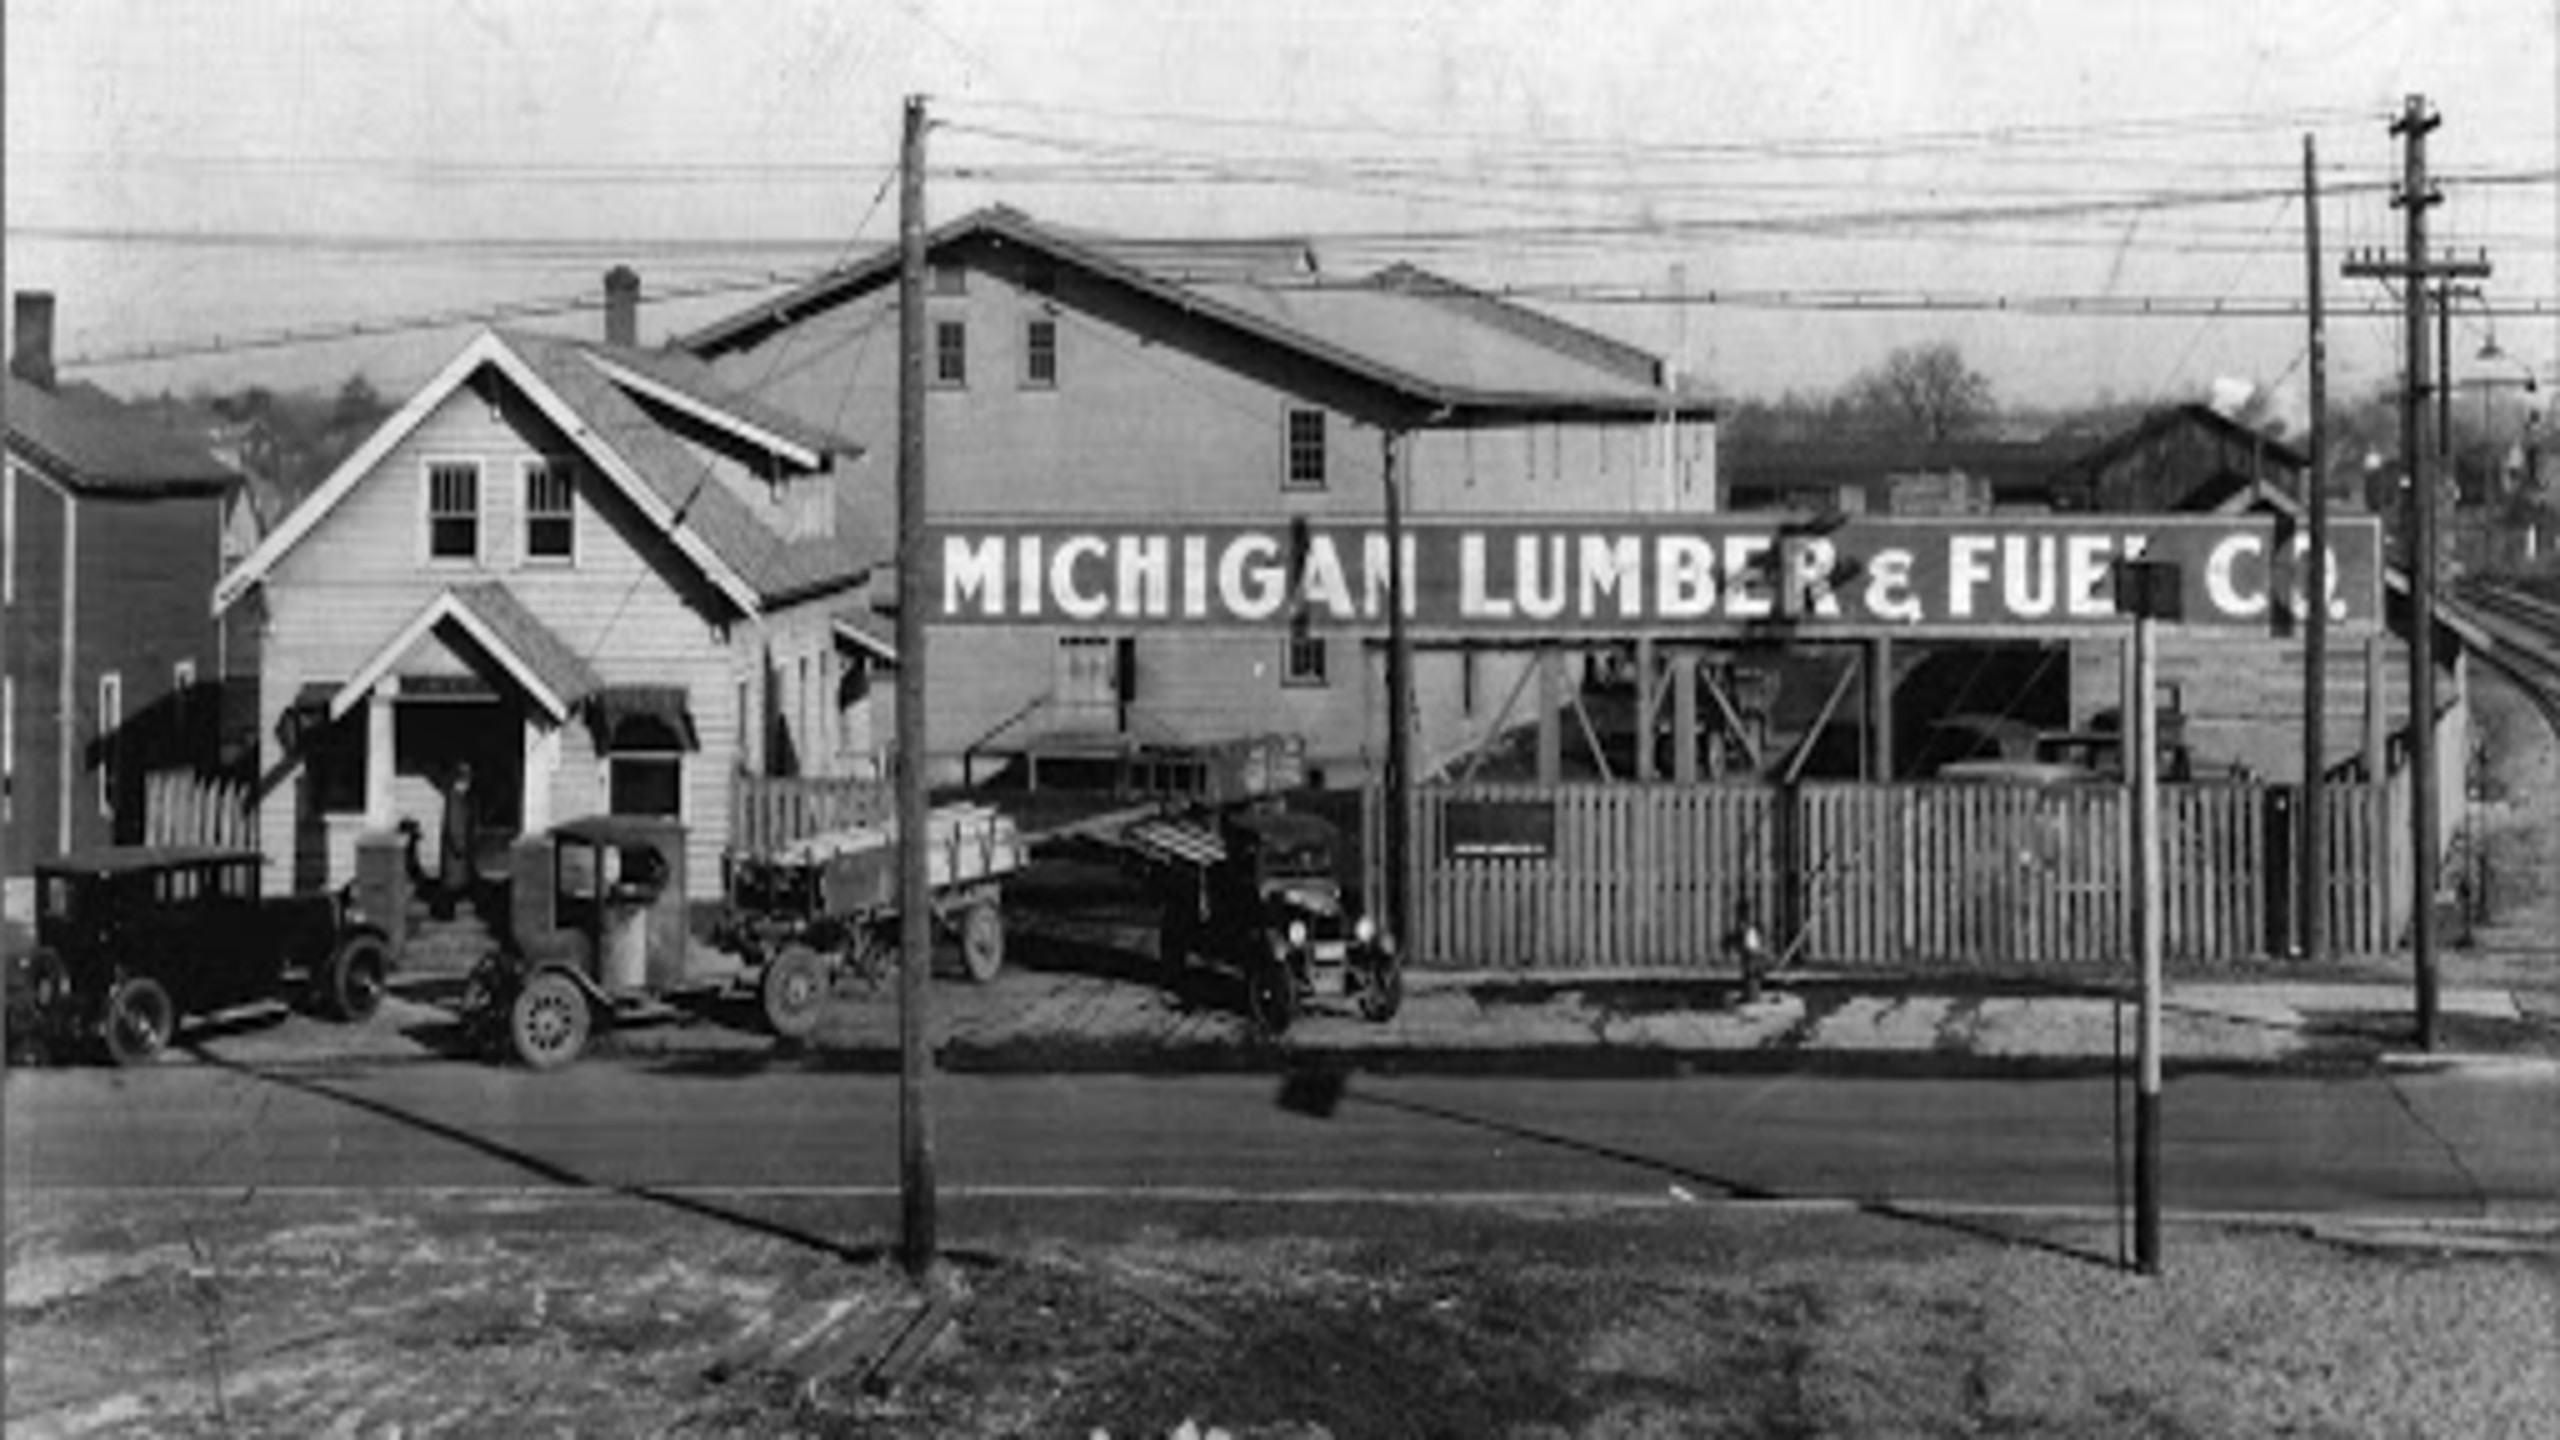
left=1023, top=318, right=1058, bottom=389
left=1285, top=408, right=1327, bottom=490
left=1283, top=626, right=1328, bottom=687
left=523, top=458, right=576, bottom=564
left=427, top=460, right=481, bottom=562
left=934, top=321, right=968, bottom=388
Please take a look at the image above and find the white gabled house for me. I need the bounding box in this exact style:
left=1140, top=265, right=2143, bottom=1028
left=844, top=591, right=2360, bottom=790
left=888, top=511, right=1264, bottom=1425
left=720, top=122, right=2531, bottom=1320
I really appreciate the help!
left=214, top=325, right=890, bottom=901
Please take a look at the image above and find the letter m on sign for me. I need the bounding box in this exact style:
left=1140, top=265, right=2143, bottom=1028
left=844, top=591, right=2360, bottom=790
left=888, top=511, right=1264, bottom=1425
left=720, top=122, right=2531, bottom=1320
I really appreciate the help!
left=944, top=535, right=1006, bottom=617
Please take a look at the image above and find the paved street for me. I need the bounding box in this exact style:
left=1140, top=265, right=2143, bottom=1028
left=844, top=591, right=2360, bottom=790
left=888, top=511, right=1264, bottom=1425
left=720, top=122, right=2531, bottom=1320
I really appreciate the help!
left=9, top=1055, right=2553, bottom=1224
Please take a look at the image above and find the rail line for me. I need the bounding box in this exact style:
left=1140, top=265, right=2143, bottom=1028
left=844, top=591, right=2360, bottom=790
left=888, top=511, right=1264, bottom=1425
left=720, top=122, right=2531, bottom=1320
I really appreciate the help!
left=2452, top=577, right=2560, bottom=738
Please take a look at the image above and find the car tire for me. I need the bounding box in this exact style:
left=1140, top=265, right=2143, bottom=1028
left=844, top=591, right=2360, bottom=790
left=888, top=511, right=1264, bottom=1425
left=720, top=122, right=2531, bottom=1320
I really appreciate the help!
left=509, top=971, right=591, bottom=1071
left=102, top=975, right=176, bottom=1066
left=1246, top=959, right=1296, bottom=1040
left=959, top=899, right=1005, bottom=984
left=318, top=934, right=391, bottom=1024
left=761, top=945, right=830, bottom=1040
left=1357, top=954, right=1403, bottom=1024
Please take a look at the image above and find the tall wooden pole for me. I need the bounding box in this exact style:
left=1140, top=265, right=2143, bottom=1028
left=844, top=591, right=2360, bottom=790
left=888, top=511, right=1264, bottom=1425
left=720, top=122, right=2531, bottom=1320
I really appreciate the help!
left=2401, top=98, right=2444, bottom=1052
left=2133, top=603, right=2163, bottom=1275
left=2347, top=96, right=2484, bottom=1050
left=1383, top=429, right=1414, bottom=952
left=2300, top=135, right=2330, bottom=963
left=894, top=92, right=938, bottom=1279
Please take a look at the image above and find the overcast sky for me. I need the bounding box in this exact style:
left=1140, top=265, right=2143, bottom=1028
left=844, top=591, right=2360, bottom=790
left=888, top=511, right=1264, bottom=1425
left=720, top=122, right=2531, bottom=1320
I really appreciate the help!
left=7, top=0, right=2554, bottom=423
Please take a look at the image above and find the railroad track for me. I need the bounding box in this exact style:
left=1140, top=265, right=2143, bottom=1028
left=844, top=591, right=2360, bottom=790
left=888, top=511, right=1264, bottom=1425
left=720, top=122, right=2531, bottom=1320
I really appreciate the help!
left=2453, top=576, right=2560, bottom=736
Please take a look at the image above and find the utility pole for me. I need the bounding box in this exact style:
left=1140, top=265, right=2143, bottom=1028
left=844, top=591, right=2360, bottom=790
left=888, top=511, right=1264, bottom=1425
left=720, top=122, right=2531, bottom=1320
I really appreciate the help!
left=894, top=92, right=938, bottom=1279
left=1383, top=429, right=1414, bottom=954
left=2117, top=557, right=2180, bottom=1277
left=2343, top=95, right=2489, bottom=1052
left=2301, top=134, right=2330, bottom=965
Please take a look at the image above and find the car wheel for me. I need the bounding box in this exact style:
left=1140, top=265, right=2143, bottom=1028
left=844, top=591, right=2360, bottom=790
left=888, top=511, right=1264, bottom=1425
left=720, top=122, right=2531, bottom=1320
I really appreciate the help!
left=959, top=899, right=1005, bottom=984
left=1358, top=954, right=1403, bottom=1024
left=319, top=934, right=391, bottom=1024
left=508, top=971, right=591, bottom=1071
left=102, top=975, right=176, bottom=1066
left=1246, top=959, right=1296, bottom=1040
left=760, top=945, right=830, bottom=1040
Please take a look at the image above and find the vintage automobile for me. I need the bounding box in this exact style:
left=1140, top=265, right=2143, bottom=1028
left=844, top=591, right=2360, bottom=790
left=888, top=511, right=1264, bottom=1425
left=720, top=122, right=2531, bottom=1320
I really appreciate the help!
left=7, top=845, right=394, bottom=1065
left=469, top=810, right=1020, bottom=1070
left=1154, top=807, right=1400, bottom=1038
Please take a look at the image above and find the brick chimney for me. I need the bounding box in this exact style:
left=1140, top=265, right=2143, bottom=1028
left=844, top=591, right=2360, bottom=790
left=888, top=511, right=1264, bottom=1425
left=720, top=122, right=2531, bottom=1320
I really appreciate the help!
left=11, top=291, right=57, bottom=390
left=604, top=266, right=640, bottom=348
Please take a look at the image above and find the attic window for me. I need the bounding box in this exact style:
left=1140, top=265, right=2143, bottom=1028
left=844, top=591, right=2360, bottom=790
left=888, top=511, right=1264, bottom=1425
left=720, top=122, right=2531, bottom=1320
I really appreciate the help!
left=931, top=262, right=967, bottom=296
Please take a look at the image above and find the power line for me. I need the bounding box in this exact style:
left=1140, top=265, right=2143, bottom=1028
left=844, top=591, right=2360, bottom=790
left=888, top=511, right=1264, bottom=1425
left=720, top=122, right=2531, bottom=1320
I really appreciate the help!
left=55, top=269, right=831, bottom=369
left=949, top=96, right=2381, bottom=160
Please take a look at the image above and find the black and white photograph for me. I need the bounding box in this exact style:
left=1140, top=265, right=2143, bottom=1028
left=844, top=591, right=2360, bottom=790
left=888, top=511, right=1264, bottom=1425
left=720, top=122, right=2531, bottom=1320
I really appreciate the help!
left=5, top=2, right=2556, bottom=1434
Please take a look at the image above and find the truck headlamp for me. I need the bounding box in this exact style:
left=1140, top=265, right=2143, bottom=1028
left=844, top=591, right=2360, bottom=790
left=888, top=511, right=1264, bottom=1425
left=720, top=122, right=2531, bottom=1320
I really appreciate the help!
left=1287, top=919, right=1310, bottom=949
left=1353, top=915, right=1377, bottom=945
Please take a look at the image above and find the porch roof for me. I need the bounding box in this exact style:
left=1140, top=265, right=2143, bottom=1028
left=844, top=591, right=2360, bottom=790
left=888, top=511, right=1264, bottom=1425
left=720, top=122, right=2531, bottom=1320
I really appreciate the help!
left=329, top=582, right=602, bottom=723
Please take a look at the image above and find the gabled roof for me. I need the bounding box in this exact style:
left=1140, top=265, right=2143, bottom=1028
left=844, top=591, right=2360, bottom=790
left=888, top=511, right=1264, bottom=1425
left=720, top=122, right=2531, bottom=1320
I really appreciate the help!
left=5, top=373, right=239, bottom=496
left=214, top=328, right=881, bottom=616
left=332, top=582, right=603, bottom=723
left=678, top=205, right=1704, bottom=420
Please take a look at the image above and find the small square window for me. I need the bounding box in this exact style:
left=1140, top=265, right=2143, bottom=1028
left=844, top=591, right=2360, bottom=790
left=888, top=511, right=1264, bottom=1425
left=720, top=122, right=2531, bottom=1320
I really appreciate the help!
left=1283, top=626, right=1328, bottom=687
left=934, top=321, right=968, bottom=387
left=428, top=461, right=481, bottom=561
left=1285, top=408, right=1326, bottom=490
left=931, top=262, right=967, bottom=296
left=1023, top=318, right=1057, bottom=388
left=524, top=459, right=575, bottom=563
left=610, top=755, right=682, bottom=818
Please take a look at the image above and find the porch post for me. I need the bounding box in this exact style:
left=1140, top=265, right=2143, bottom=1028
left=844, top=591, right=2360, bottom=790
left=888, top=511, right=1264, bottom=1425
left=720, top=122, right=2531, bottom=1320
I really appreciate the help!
left=522, top=719, right=558, bottom=835
left=363, top=679, right=397, bottom=830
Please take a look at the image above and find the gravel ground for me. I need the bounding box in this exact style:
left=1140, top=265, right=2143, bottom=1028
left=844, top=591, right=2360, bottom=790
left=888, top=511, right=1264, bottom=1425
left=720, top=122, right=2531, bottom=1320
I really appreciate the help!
left=7, top=1189, right=2554, bottom=1438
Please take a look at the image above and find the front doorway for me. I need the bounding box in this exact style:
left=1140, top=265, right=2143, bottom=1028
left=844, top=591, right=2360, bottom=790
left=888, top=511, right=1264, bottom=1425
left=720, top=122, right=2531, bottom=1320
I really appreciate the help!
left=394, top=684, right=525, bottom=888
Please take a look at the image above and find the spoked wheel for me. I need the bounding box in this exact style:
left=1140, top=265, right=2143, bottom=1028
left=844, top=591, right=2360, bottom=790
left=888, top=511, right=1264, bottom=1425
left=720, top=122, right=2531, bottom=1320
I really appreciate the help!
left=317, top=934, right=391, bottom=1023
left=958, top=899, right=1005, bottom=984
left=1357, top=953, right=1404, bottom=1024
left=508, top=971, right=592, bottom=1071
left=102, top=975, right=176, bottom=1066
left=760, top=946, right=831, bottom=1040
left=1245, top=959, right=1297, bottom=1040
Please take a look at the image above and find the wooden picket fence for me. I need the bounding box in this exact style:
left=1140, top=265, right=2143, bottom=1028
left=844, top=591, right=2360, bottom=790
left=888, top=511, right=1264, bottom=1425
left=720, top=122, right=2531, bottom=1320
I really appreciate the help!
left=731, top=771, right=893, bottom=858
left=143, top=769, right=255, bottom=850
left=1369, top=779, right=2400, bottom=972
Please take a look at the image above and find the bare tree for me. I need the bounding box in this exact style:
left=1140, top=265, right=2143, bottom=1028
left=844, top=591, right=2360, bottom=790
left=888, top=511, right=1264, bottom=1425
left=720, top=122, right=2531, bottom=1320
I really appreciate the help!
left=1847, top=342, right=1996, bottom=442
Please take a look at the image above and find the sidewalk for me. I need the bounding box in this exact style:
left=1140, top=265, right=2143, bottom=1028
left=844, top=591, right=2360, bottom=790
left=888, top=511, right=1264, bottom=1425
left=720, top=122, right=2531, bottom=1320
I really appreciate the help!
left=154, top=945, right=2560, bottom=1078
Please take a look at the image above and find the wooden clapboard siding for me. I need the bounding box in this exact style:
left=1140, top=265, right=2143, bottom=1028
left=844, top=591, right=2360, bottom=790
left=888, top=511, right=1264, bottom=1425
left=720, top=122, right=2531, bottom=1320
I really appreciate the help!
left=1379, top=779, right=2399, bottom=971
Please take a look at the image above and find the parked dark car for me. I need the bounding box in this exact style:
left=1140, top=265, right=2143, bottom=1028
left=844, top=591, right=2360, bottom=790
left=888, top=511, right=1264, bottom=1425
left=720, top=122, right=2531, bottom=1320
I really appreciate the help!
left=1160, top=807, right=1400, bottom=1038
left=7, top=846, right=393, bottom=1065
